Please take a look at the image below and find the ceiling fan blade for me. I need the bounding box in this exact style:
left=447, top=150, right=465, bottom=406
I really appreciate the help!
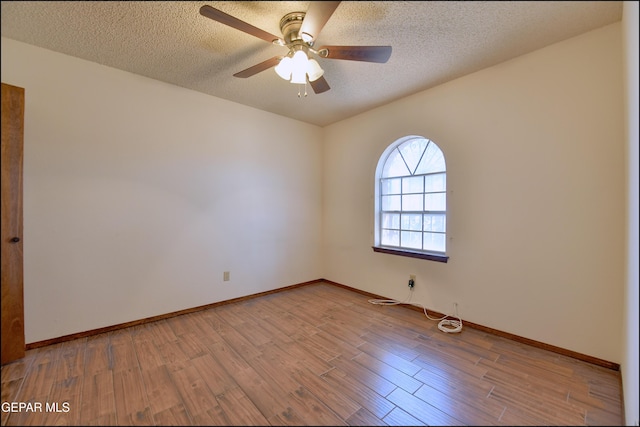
left=233, top=56, right=282, bottom=78
left=318, top=45, right=392, bottom=63
left=299, top=1, right=341, bottom=43
left=310, top=76, right=330, bottom=94
left=200, top=5, right=283, bottom=45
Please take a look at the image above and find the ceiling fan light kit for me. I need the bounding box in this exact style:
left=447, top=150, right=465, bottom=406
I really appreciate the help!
left=199, top=1, right=392, bottom=96
left=274, top=49, right=325, bottom=83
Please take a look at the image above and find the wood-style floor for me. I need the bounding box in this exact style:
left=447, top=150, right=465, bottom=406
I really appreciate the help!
left=1, top=282, right=623, bottom=426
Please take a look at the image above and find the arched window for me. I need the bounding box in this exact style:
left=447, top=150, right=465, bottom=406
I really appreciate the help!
left=373, top=136, right=448, bottom=262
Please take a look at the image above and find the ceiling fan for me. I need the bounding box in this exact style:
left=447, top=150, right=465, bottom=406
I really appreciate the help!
left=199, top=1, right=392, bottom=96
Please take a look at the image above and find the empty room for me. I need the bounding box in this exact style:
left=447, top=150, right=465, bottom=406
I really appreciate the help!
left=1, top=1, right=638, bottom=426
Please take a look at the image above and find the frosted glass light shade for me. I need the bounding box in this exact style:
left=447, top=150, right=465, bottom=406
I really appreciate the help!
left=291, top=69, right=307, bottom=84
left=290, top=50, right=308, bottom=84
left=274, top=56, right=292, bottom=80
left=307, top=59, right=324, bottom=82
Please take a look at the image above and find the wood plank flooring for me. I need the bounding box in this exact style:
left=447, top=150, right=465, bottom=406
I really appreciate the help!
left=1, top=282, right=624, bottom=426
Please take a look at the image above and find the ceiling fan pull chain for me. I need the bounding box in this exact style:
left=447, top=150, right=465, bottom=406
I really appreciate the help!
left=297, top=82, right=308, bottom=98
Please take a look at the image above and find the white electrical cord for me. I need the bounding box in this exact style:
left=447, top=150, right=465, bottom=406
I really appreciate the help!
left=368, top=288, right=463, bottom=334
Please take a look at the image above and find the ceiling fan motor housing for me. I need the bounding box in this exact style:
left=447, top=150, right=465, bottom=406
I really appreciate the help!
left=280, top=12, right=307, bottom=45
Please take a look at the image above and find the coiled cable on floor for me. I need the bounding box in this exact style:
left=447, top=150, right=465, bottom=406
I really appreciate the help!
left=368, top=289, right=463, bottom=334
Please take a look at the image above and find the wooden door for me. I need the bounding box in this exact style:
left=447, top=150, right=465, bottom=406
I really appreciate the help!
left=1, top=83, right=26, bottom=365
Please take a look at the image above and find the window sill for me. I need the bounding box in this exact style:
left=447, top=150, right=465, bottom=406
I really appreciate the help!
left=372, top=246, right=449, bottom=263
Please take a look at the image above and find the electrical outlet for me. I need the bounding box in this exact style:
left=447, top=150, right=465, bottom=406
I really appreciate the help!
left=408, top=274, right=416, bottom=288
left=223, top=271, right=230, bottom=281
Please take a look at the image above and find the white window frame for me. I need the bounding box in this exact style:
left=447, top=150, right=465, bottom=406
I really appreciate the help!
left=373, top=135, right=449, bottom=263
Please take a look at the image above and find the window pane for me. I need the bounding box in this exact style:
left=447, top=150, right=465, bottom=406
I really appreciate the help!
left=425, top=193, right=446, bottom=211
left=401, top=231, right=422, bottom=250
left=402, top=176, right=423, bottom=194
left=382, top=213, right=400, bottom=229
left=382, top=195, right=401, bottom=210
left=424, top=214, right=446, bottom=232
left=381, top=178, right=401, bottom=195
left=398, top=138, right=428, bottom=175
left=423, top=232, right=446, bottom=252
left=401, top=214, right=422, bottom=231
left=425, top=173, right=446, bottom=192
left=382, top=229, right=399, bottom=246
left=402, top=194, right=422, bottom=211
left=383, top=149, right=410, bottom=177
left=415, top=142, right=445, bottom=174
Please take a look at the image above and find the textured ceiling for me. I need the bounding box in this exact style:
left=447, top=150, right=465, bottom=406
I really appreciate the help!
left=1, top=1, right=623, bottom=127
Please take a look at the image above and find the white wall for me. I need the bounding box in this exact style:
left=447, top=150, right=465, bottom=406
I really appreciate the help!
left=622, top=2, right=639, bottom=425
left=1, top=37, right=324, bottom=344
left=323, top=23, right=625, bottom=363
